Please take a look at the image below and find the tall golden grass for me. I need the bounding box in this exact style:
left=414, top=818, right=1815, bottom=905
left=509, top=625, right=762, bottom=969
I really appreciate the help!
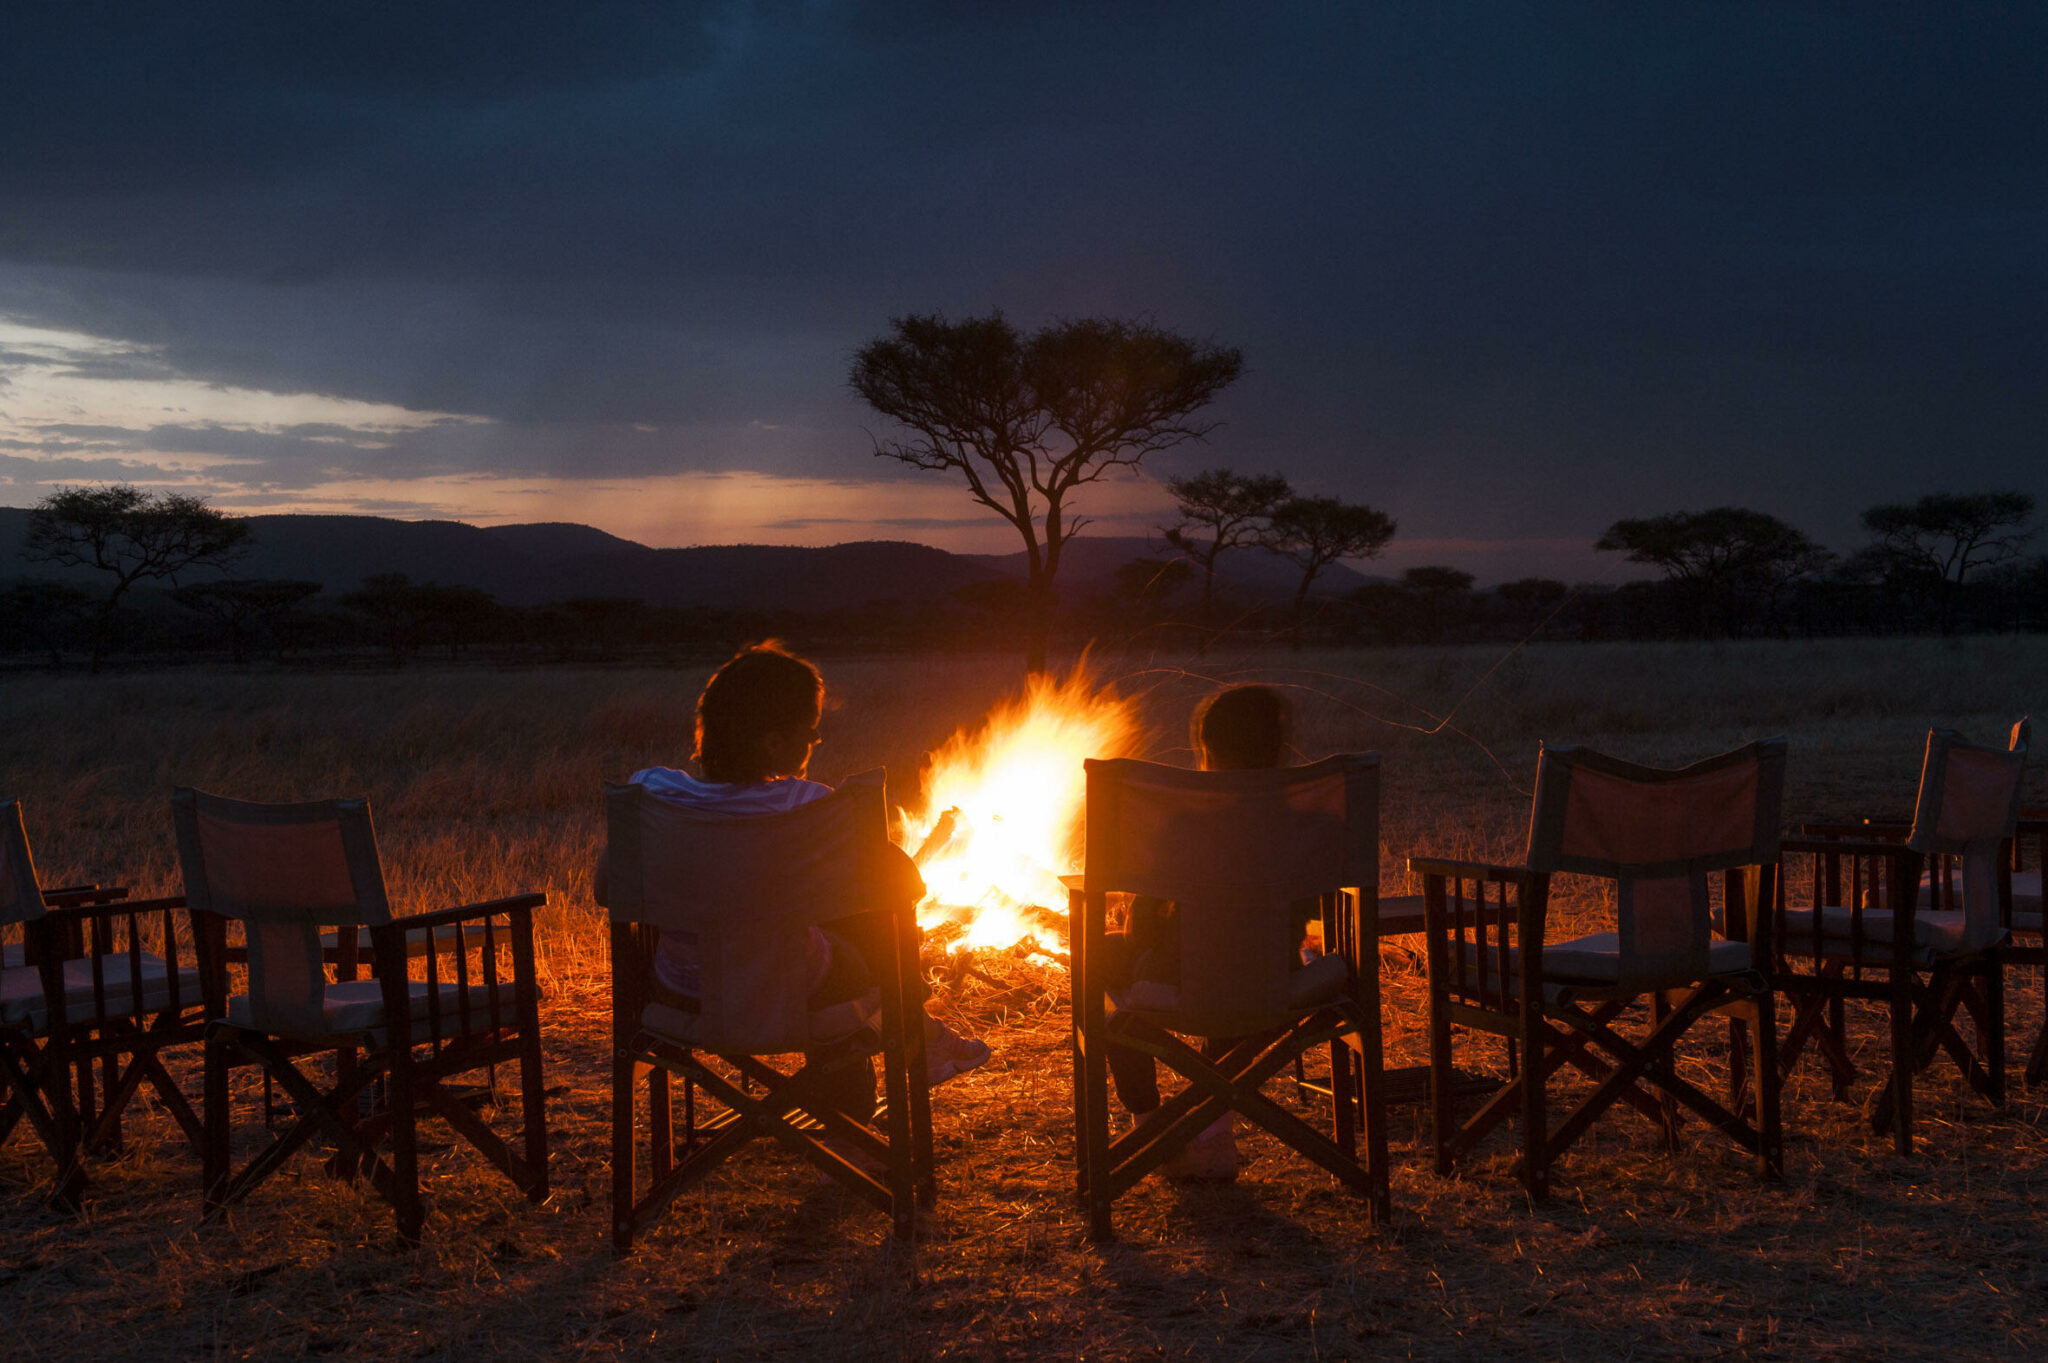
left=2, top=638, right=2045, bottom=1360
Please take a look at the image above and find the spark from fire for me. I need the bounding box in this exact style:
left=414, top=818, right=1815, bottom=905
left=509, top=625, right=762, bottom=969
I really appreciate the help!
left=897, top=665, right=1142, bottom=953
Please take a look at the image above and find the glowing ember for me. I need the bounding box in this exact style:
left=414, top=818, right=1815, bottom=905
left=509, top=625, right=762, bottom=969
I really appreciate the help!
left=895, top=666, right=1142, bottom=953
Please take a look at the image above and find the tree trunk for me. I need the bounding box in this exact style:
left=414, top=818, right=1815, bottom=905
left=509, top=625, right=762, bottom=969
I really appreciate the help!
left=1290, top=569, right=1316, bottom=651
left=1024, top=571, right=1052, bottom=675
left=1197, top=559, right=1217, bottom=656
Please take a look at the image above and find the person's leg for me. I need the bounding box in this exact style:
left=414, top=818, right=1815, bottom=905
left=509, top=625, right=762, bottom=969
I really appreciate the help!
left=1098, top=928, right=1163, bottom=1115
left=804, top=928, right=879, bottom=1120
left=826, top=910, right=989, bottom=1084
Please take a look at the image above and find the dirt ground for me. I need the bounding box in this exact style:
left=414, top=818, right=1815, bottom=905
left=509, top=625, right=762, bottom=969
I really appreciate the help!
left=4, top=642, right=2047, bottom=1359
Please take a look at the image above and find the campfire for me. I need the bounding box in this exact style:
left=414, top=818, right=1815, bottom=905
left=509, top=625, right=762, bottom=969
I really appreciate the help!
left=895, top=666, right=1141, bottom=957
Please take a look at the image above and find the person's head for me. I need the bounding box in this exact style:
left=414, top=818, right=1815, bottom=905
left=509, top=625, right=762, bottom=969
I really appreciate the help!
left=1194, top=685, right=1291, bottom=771
left=693, top=641, right=825, bottom=783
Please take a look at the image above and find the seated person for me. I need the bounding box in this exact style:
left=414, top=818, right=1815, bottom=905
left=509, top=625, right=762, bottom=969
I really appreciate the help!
left=1097, top=684, right=1312, bottom=1180
left=624, top=641, right=989, bottom=1121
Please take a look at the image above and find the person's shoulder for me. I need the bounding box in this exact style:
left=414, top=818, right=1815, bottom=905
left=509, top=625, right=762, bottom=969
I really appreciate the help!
left=771, top=778, right=836, bottom=809
left=629, top=768, right=834, bottom=815
left=628, top=766, right=711, bottom=800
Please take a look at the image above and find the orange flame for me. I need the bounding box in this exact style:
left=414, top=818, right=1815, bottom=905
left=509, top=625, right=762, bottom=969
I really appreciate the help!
left=896, top=666, right=1142, bottom=952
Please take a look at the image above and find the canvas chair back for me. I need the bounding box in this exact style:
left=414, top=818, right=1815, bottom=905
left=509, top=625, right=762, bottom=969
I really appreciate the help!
left=1, top=801, right=44, bottom=930
left=1083, top=754, right=1376, bottom=1037
left=172, top=788, right=390, bottom=1035
left=1907, top=720, right=2029, bottom=954
left=603, top=771, right=889, bottom=1055
left=1526, top=739, right=1787, bottom=993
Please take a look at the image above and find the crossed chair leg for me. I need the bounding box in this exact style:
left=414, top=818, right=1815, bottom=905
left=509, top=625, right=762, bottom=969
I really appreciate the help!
left=612, top=1040, right=933, bottom=1254
left=1778, top=956, right=2003, bottom=1154
left=0, top=1033, right=88, bottom=1209
left=1434, top=982, right=1779, bottom=1199
left=1082, top=1008, right=1390, bottom=1243
left=203, top=1027, right=547, bottom=1243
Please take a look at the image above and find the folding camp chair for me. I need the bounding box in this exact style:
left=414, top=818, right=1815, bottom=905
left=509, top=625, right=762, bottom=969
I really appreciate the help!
left=1, top=800, right=207, bottom=1208
left=1773, top=722, right=2028, bottom=1153
left=172, top=788, right=548, bottom=1241
left=1070, top=754, right=1389, bottom=1242
left=603, top=771, right=932, bottom=1253
left=1414, top=739, right=1786, bottom=1199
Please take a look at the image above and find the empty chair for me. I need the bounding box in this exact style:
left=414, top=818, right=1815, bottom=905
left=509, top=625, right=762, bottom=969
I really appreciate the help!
left=1413, top=739, right=1787, bottom=1198
left=1070, top=754, right=1389, bottom=1241
left=1774, top=722, right=2028, bottom=1153
left=0, top=800, right=207, bottom=1207
left=603, top=771, right=933, bottom=1252
left=173, top=788, right=548, bottom=1241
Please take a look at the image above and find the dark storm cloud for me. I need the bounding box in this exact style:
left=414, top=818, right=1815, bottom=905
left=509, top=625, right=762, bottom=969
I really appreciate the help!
left=2, top=1, right=2044, bottom=553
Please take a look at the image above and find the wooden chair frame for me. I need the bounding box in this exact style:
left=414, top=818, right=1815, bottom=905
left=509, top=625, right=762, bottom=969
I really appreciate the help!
left=603, top=773, right=933, bottom=1253
left=173, top=788, right=549, bottom=1242
left=2009, top=813, right=2046, bottom=1087
left=1415, top=741, right=1787, bottom=1199
left=2, top=802, right=210, bottom=1208
left=1772, top=725, right=2027, bottom=1155
left=1070, top=754, right=1390, bottom=1242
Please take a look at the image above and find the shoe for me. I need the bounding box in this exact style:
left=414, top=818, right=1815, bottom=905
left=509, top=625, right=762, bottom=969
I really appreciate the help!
left=924, top=1015, right=991, bottom=1085
left=1163, top=1114, right=1241, bottom=1182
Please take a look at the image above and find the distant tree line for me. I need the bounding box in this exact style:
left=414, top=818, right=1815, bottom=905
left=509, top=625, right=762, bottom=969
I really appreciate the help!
left=5, top=482, right=2043, bottom=671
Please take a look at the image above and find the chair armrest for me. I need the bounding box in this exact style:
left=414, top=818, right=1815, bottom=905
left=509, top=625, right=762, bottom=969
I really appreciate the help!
left=1407, top=856, right=1533, bottom=883
left=41, top=884, right=131, bottom=908
left=380, top=892, right=546, bottom=934
left=41, top=893, right=186, bottom=921
left=1779, top=837, right=1917, bottom=860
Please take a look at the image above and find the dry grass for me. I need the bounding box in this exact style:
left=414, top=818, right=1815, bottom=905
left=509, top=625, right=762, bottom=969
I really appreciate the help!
left=3, top=639, right=2047, bottom=1360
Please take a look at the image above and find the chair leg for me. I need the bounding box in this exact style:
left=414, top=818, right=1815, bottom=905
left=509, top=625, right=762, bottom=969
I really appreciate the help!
left=520, top=1032, right=549, bottom=1201
left=611, top=1053, right=637, bottom=1255
left=203, top=1038, right=232, bottom=1216
left=1751, top=988, right=1782, bottom=1179
left=1520, top=1001, right=1548, bottom=1200
left=1427, top=981, right=1455, bottom=1177
left=387, top=1057, right=423, bottom=1244
left=1082, top=1023, right=1113, bottom=1242
left=1885, top=970, right=1915, bottom=1155
left=1984, top=955, right=2006, bottom=1107
left=1650, top=993, right=1682, bottom=1149
left=648, top=1063, right=673, bottom=1184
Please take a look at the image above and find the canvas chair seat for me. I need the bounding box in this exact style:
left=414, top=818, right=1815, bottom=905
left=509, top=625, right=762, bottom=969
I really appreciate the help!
left=0, top=953, right=203, bottom=1032
left=1116, top=951, right=1350, bottom=1027
left=1778, top=905, right=1970, bottom=961
left=1919, top=869, right=2039, bottom=919
left=639, top=987, right=880, bottom=1052
left=223, top=975, right=538, bottom=1039
left=1453, top=933, right=1754, bottom=1000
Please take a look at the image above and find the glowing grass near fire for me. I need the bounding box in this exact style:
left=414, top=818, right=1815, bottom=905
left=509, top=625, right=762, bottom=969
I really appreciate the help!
left=897, top=665, right=1143, bottom=952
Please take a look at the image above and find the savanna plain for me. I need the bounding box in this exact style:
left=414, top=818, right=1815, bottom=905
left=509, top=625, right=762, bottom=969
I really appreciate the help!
left=4, top=638, right=2047, bottom=1361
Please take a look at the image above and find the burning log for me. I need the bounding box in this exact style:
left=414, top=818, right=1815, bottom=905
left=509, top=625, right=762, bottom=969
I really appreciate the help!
left=912, top=807, right=963, bottom=867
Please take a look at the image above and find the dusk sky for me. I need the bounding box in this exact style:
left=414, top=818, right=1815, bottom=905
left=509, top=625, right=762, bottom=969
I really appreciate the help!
left=2, top=2, right=2043, bottom=583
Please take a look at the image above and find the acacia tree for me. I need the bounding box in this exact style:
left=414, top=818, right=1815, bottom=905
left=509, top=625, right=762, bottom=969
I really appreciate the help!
left=851, top=312, right=1243, bottom=673
left=1495, top=576, right=1569, bottom=635
left=1402, top=565, right=1476, bottom=643
left=1161, top=468, right=1291, bottom=652
left=1595, top=506, right=1829, bottom=638
left=1861, top=491, right=2036, bottom=634
left=171, top=579, right=322, bottom=662
left=24, top=485, right=251, bottom=673
left=1264, top=495, right=1397, bottom=648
